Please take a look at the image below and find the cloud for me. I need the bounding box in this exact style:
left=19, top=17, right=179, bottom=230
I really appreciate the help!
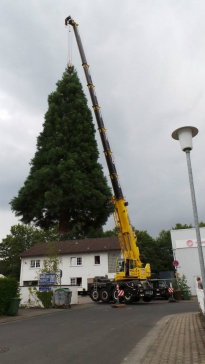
left=0, top=0, right=205, bottom=241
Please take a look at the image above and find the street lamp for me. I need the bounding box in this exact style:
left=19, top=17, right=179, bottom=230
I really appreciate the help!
left=172, top=126, right=205, bottom=308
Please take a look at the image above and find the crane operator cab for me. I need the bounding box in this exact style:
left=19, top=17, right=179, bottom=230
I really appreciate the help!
left=116, top=258, right=125, bottom=273
left=116, top=258, right=137, bottom=279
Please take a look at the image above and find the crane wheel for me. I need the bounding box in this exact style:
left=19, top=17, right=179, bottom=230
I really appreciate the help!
left=90, top=288, right=100, bottom=302
left=143, top=296, right=152, bottom=303
left=100, top=289, right=111, bottom=303
left=124, top=293, right=134, bottom=304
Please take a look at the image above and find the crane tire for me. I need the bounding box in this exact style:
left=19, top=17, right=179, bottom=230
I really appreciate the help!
left=124, top=293, right=134, bottom=304
left=143, top=296, right=152, bottom=303
left=90, top=288, right=100, bottom=302
left=100, top=288, right=111, bottom=303
left=112, top=289, right=118, bottom=302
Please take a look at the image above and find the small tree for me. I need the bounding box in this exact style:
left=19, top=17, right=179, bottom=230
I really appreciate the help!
left=32, top=242, right=60, bottom=308
left=172, top=274, right=192, bottom=300
left=40, top=242, right=61, bottom=284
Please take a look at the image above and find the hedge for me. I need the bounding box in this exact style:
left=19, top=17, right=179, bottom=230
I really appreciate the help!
left=0, top=277, right=19, bottom=315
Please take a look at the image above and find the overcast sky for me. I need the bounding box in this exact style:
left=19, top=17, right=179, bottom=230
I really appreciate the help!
left=0, top=0, right=205, bottom=241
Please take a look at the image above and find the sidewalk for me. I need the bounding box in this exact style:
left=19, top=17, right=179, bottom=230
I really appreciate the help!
left=0, top=295, right=94, bottom=324
left=123, top=312, right=205, bottom=364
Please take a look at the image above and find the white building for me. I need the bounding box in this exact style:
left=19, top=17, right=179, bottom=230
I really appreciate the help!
left=171, top=227, right=205, bottom=295
left=20, top=236, right=121, bottom=291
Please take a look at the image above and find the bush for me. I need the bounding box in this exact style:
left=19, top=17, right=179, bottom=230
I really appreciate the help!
left=36, top=290, right=53, bottom=308
left=0, top=277, right=19, bottom=315
left=172, top=274, right=192, bottom=300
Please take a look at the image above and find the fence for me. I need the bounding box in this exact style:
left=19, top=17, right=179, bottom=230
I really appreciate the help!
left=196, top=287, right=205, bottom=314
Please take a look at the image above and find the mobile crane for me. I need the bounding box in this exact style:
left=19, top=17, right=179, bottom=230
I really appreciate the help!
left=65, top=16, right=152, bottom=303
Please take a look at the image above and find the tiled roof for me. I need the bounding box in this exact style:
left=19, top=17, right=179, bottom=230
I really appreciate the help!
left=20, top=236, right=120, bottom=257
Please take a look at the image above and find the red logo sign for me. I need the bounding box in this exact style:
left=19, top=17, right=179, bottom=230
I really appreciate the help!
left=186, top=240, right=194, bottom=247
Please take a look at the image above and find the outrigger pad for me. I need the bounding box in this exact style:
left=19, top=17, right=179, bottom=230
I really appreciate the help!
left=112, top=303, right=126, bottom=308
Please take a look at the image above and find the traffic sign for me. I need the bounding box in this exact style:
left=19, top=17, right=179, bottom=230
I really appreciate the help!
left=173, top=260, right=179, bottom=267
left=39, top=286, right=52, bottom=291
left=39, top=273, right=56, bottom=285
left=168, top=287, right=174, bottom=293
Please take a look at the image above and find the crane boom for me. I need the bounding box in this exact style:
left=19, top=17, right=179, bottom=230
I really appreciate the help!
left=65, top=16, right=151, bottom=280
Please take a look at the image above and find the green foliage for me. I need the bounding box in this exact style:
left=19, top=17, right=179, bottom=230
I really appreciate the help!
left=154, top=230, right=174, bottom=273
left=10, top=66, right=113, bottom=236
left=0, top=277, right=19, bottom=315
left=0, top=224, right=59, bottom=279
left=36, top=290, right=53, bottom=308
left=172, top=223, right=193, bottom=230
left=59, top=226, right=105, bottom=240
left=39, top=242, right=60, bottom=284
left=172, top=274, right=192, bottom=300
left=136, top=229, right=174, bottom=276
left=135, top=230, right=157, bottom=271
left=173, top=222, right=205, bottom=229
left=102, top=227, right=118, bottom=237
left=41, top=243, right=60, bottom=274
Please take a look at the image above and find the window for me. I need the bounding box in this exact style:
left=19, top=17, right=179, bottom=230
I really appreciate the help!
left=30, top=260, right=35, bottom=268
left=94, top=255, right=100, bottom=265
left=70, top=257, right=82, bottom=266
left=23, top=281, right=38, bottom=287
left=30, top=260, right=41, bottom=268
left=36, top=260, right=40, bottom=267
left=70, top=277, right=82, bottom=286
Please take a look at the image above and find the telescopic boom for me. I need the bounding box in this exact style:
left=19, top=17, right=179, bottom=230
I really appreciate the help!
left=65, top=16, right=151, bottom=280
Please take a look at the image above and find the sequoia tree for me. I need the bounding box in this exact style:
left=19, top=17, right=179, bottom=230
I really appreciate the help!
left=11, top=66, right=113, bottom=236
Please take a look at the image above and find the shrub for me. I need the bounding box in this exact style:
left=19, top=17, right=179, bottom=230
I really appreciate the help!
left=0, top=277, right=19, bottom=315
left=36, top=290, right=53, bottom=308
left=172, top=274, right=192, bottom=300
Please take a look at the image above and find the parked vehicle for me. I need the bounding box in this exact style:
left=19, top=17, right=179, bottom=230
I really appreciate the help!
left=149, top=279, right=170, bottom=300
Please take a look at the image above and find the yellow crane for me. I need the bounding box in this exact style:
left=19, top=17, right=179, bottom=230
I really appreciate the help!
left=65, top=16, right=152, bottom=303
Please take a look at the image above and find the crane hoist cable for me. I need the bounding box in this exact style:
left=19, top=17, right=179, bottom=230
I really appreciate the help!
left=67, top=24, right=73, bottom=67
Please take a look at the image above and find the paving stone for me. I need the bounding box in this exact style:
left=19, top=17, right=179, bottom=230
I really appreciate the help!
left=140, top=313, right=205, bottom=364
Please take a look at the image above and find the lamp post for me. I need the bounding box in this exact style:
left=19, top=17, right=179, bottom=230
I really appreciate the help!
left=172, top=126, right=205, bottom=308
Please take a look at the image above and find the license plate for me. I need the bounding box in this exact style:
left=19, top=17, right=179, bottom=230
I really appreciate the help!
left=145, top=291, right=153, bottom=295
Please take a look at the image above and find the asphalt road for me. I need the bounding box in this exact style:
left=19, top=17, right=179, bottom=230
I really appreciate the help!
left=0, top=300, right=198, bottom=364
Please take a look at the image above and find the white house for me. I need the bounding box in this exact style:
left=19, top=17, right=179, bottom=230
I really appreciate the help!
left=19, top=236, right=121, bottom=292
left=170, top=227, right=205, bottom=295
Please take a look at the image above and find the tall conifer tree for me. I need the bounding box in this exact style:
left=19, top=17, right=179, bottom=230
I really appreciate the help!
left=11, top=66, right=113, bottom=236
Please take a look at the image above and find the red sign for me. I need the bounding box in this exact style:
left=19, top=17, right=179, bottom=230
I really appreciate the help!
left=168, top=288, right=174, bottom=293
left=173, top=260, right=179, bottom=267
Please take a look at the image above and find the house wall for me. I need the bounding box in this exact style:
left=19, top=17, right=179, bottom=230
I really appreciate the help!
left=20, top=250, right=120, bottom=290
left=171, top=228, right=205, bottom=295
left=19, top=286, right=79, bottom=307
